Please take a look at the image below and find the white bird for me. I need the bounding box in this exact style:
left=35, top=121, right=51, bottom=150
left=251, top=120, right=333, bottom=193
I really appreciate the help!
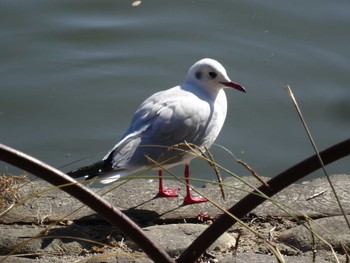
left=68, top=58, right=245, bottom=205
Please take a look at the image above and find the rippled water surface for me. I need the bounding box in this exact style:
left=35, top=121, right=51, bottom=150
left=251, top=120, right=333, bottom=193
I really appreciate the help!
left=1, top=0, right=349, bottom=183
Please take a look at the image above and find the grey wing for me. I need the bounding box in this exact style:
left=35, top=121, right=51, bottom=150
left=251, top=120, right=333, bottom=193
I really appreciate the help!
left=104, top=89, right=211, bottom=169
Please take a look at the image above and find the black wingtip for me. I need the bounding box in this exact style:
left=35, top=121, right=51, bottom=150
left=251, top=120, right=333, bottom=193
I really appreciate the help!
left=67, top=160, right=106, bottom=179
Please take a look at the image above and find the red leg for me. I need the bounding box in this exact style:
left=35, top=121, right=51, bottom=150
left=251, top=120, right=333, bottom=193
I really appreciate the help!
left=183, top=164, right=207, bottom=205
left=158, top=169, right=178, bottom=197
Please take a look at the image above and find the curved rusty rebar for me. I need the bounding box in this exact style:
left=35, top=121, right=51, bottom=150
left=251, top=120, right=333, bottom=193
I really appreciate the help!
left=0, top=143, right=175, bottom=263
left=178, top=138, right=350, bottom=263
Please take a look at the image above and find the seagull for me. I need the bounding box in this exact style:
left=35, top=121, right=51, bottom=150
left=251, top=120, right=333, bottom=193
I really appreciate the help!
left=68, top=58, right=245, bottom=205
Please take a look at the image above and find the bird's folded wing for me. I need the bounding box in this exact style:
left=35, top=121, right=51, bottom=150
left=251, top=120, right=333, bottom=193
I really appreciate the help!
left=104, top=89, right=211, bottom=169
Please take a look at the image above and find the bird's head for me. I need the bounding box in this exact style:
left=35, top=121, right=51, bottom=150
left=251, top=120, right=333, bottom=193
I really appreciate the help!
left=185, top=58, right=246, bottom=93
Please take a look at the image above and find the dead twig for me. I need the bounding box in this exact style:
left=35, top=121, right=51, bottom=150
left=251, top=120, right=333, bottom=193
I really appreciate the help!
left=306, top=189, right=327, bottom=201
left=236, top=159, right=269, bottom=188
left=286, top=85, right=350, bottom=231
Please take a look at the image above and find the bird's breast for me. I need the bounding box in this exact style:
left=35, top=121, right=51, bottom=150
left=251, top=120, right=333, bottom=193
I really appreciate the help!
left=200, top=90, right=228, bottom=148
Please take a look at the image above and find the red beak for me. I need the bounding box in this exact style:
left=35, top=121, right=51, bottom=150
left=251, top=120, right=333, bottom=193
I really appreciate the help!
left=220, top=81, right=246, bottom=93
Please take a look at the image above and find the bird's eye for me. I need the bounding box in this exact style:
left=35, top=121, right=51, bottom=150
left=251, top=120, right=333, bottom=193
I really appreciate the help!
left=208, top=71, right=217, bottom=79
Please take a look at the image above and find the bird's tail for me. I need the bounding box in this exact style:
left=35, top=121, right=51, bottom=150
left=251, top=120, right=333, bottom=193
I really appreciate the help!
left=67, top=161, right=105, bottom=179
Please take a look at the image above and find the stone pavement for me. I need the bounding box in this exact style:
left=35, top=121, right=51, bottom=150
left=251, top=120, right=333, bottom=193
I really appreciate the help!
left=0, top=174, right=349, bottom=262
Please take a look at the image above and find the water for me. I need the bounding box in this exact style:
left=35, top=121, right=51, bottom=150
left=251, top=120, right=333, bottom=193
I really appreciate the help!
left=1, top=0, right=349, bottom=185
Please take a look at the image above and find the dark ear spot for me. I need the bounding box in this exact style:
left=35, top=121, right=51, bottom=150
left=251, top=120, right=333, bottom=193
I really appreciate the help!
left=195, top=71, right=202, bottom=80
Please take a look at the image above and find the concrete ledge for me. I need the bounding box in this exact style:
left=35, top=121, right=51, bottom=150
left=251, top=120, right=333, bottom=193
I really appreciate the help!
left=0, top=174, right=349, bottom=262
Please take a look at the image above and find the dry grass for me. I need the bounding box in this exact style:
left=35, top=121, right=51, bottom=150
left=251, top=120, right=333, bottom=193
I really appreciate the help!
left=0, top=173, right=28, bottom=210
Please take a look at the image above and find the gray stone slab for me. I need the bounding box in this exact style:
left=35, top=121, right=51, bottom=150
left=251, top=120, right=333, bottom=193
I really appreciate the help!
left=0, top=224, right=91, bottom=256
left=221, top=253, right=335, bottom=263
left=256, top=174, right=350, bottom=218
left=0, top=256, right=34, bottom=263
left=0, top=180, right=93, bottom=224
left=83, top=173, right=350, bottom=220
left=1, top=174, right=349, bottom=224
left=1, top=255, right=153, bottom=263
left=141, top=223, right=236, bottom=257
left=0, top=223, right=235, bottom=261
left=278, top=215, right=350, bottom=253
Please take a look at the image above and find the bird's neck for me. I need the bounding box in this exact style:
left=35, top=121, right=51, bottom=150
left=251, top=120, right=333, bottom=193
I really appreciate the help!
left=181, top=82, right=221, bottom=101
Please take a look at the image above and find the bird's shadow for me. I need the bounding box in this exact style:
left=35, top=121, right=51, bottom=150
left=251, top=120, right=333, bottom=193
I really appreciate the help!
left=125, top=193, right=185, bottom=223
